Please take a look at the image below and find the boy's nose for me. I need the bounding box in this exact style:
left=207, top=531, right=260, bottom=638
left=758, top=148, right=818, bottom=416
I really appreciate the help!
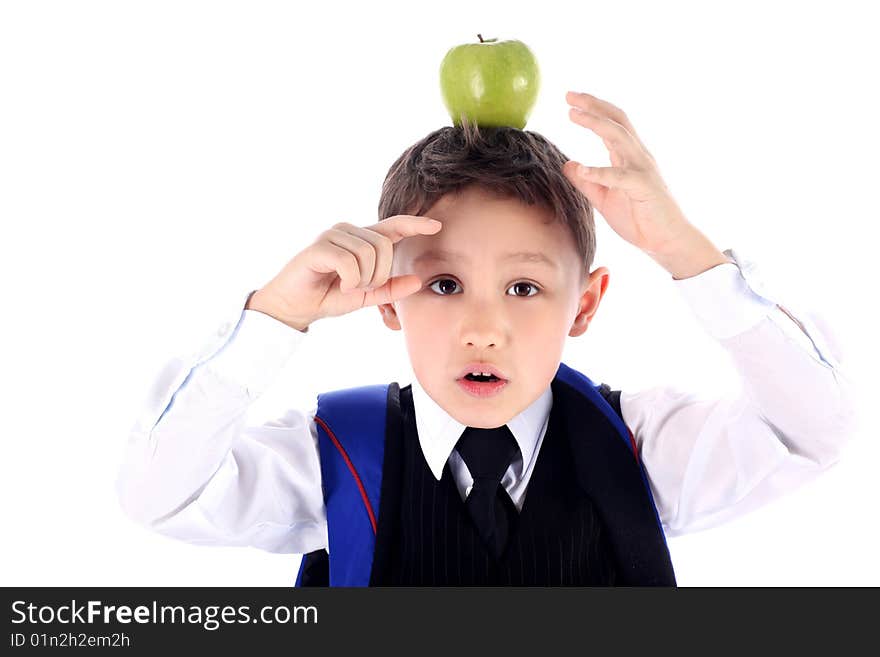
left=459, top=306, right=507, bottom=348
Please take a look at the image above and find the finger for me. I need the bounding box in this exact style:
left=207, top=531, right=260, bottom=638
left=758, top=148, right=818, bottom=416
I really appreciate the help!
left=338, top=224, right=394, bottom=289
left=568, top=107, right=650, bottom=170
left=574, top=165, right=654, bottom=196
left=368, top=214, right=443, bottom=244
left=340, top=215, right=441, bottom=290
left=362, top=274, right=424, bottom=306
left=562, top=160, right=609, bottom=206
left=326, top=225, right=378, bottom=288
left=566, top=91, right=644, bottom=144
left=566, top=91, right=655, bottom=160
left=310, top=241, right=362, bottom=292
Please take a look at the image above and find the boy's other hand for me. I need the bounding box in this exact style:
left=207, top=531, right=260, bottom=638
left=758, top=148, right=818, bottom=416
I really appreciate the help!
left=561, top=91, right=702, bottom=260
left=247, top=215, right=442, bottom=332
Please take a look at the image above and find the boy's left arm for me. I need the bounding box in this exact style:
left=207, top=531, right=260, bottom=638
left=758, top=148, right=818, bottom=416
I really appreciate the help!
left=562, top=92, right=861, bottom=535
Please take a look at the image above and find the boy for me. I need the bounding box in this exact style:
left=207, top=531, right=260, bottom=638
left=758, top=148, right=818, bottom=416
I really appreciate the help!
left=116, top=91, right=857, bottom=586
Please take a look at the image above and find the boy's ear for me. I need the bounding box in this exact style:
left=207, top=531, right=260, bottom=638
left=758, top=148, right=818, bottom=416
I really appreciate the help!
left=377, top=302, right=402, bottom=330
left=569, top=266, right=610, bottom=337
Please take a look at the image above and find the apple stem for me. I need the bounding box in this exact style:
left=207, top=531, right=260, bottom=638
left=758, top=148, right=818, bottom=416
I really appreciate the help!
left=477, top=33, right=484, bottom=43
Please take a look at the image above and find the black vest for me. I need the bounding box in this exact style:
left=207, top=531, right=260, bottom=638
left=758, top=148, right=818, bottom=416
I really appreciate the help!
left=297, top=377, right=677, bottom=586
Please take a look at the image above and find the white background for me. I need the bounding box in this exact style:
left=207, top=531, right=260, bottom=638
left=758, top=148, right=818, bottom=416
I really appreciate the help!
left=1, top=0, right=877, bottom=586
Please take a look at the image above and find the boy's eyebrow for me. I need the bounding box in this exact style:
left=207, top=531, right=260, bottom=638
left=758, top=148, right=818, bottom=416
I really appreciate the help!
left=412, top=249, right=558, bottom=269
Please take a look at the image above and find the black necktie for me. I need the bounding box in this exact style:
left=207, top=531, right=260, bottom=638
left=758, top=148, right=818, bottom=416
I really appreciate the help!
left=455, top=425, right=521, bottom=559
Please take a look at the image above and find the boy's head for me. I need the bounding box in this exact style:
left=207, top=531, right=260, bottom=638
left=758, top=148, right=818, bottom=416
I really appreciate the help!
left=376, top=120, right=610, bottom=429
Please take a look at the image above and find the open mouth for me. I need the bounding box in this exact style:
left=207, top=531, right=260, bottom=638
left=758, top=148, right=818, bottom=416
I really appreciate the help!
left=457, top=374, right=508, bottom=398
left=463, top=373, right=502, bottom=383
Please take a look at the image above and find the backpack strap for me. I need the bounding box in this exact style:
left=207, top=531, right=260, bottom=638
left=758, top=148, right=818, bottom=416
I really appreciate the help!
left=596, top=381, right=639, bottom=464
left=596, top=382, right=622, bottom=418
left=294, top=383, right=389, bottom=587
left=294, top=546, right=328, bottom=587
left=557, top=362, right=664, bottom=540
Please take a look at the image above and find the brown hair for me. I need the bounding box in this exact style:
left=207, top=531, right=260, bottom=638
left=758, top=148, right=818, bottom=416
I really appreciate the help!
left=377, top=117, right=595, bottom=279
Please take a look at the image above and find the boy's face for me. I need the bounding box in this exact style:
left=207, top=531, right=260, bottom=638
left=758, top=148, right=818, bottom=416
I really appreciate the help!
left=378, top=186, right=610, bottom=429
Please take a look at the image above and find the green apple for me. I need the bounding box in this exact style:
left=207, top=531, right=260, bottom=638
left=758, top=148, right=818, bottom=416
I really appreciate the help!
left=439, top=34, right=540, bottom=130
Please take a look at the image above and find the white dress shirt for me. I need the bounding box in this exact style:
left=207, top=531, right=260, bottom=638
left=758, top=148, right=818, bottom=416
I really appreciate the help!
left=115, top=248, right=860, bottom=556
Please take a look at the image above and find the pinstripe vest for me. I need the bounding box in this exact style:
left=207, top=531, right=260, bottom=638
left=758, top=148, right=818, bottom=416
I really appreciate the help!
left=373, top=383, right=617, bottom=585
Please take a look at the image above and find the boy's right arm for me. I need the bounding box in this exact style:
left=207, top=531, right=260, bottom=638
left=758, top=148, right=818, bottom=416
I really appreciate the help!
left=115, top=215, right=442, bottom=554
left=115, top=289, right=328, bottom=554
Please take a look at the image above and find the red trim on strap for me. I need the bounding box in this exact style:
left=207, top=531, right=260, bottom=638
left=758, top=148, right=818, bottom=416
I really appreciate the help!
left=627, top=426, right=639, bottom=464
left=314, top=415, right=378, bottom=535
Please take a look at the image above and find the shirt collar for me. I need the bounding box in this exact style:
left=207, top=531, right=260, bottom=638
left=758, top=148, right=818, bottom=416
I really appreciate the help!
left=410, top=376, right=553, bottom=481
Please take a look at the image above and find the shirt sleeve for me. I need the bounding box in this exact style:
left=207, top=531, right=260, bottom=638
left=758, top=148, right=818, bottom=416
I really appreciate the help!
left=114, top=288, right=328, bottom=554
left=622, top=248, right=862, bottom=538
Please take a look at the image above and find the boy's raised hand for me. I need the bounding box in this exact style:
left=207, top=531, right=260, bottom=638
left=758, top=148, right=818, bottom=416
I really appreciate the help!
left=247, top=215, right=442, bottom=331
left=561, top=91, right=698, bottom=260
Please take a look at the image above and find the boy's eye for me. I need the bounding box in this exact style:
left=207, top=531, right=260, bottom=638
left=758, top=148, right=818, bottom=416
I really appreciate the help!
left=427, top=279, right=540, bottom=297
left=428, top=278, right=462, bottom=295
left=509, top=282, right=539, bottom=297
